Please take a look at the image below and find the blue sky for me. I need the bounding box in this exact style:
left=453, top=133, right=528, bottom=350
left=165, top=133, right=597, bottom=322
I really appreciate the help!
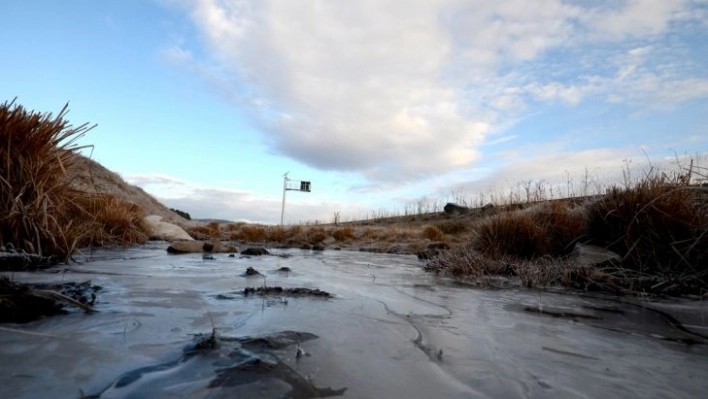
left=2, top=0, right=707, bottom=223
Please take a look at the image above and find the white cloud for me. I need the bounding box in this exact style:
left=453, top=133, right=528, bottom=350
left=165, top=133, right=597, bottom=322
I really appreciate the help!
left=583, top=0, right=690, bottom=40
left=163, top=0, right=708, bottom=183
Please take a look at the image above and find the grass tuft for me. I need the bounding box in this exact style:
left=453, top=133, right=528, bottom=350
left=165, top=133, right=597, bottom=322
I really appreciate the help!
left=0, top=100, right=148, bottom=260
left=585, top=177, right=707, bottom=275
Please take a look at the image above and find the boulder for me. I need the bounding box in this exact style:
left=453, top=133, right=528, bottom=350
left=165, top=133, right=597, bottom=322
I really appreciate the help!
left=144, top=215, right=194, bottom=241
left=167, top=240, right=237, bottom=254
left=444, top=203, right=469, bottom=214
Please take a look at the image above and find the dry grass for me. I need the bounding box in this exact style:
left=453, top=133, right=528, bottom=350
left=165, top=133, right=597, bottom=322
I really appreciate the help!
left=585, top=177, right=707, bottom=275
left=473, top=200, right=585, bottom=259
left=421, top=225, right=446, bottom=241
left=425, top=244, right=507, bottom=277
left=331, top=226, right=356, bottom=242
left=0, top=100, right=148, bottom=259
left=68, top=193, right=149, bottom=247
left=432, top=173, right=707, bottom=296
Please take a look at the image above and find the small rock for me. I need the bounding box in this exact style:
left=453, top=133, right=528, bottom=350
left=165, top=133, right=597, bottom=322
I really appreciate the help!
left=243, top=267, right=262, bottom=276
left=241, top=247, right=269, bottom=256
left=444, top=203, right=469, bottom=214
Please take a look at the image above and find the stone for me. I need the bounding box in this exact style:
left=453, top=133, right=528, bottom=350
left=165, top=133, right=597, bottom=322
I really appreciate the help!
left=144, top=215, right=194, bottom=241
left=243, top=266, right=262, bottom=276
left=167, top=240, right=237, bottom=254
left=241, top=247, right=270, bottom=256
left=444, top=203, right=469, bottom=214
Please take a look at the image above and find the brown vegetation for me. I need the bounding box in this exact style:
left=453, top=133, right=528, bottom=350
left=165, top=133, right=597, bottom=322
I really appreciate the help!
left=0, top=100, right=149, bottom=261
left=428, top=173, right=707, bottom=296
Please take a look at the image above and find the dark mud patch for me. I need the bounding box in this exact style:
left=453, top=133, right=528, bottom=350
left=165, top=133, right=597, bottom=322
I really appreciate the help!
left=0, top=278, right=99, bottom=323
left=523, top=306, right=602, bottom=320
left=242, top=286, right=333, bottom=298
left=85, top=330, right=347, bottom=399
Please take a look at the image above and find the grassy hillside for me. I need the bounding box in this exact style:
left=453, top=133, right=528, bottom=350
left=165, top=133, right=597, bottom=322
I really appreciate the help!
left=69, top=154, right=188, bottom=224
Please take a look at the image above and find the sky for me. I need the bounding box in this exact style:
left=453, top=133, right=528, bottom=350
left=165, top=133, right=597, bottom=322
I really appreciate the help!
left=2, top=0, right=707, bottom=224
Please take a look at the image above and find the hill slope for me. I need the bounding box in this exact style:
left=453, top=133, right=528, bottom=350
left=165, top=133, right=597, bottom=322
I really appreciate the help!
left=69, top=155, right=188, bottom=224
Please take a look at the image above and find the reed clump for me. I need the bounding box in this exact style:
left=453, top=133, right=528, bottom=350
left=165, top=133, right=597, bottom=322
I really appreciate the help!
left=0, top=100, right=148, bottom=260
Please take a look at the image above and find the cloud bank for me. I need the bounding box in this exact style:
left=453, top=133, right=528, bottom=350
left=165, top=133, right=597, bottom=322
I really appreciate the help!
left=164, top=0, right=707, bottom=183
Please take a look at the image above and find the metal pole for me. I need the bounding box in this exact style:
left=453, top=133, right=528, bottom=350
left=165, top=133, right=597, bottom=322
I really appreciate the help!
left=280, top=172, right=289, bottom=225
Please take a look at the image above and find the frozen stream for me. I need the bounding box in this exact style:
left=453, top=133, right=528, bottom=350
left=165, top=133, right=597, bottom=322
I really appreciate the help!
left=1, top=244, right=707, bottom=398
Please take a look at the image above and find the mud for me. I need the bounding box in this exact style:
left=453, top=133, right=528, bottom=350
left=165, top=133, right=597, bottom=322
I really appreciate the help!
left=242, top=286, right=333, bottom=298
left=0, top=278, right=99, bottom=323
left=81, top=330, right=346, bottom=399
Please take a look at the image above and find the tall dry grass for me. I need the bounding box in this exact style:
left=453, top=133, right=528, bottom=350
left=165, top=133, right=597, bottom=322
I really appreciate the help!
left=585, top=176, right=707, bottom=275
left=0, top=100, right=148, bottom=259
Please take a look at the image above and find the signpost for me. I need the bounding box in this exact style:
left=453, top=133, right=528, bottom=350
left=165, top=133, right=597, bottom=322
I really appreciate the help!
left=281, top=172, right=311, bottom=225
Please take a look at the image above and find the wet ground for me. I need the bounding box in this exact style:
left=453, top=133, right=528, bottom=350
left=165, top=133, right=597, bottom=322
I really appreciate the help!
left=1, top=243, right=707, bottom=398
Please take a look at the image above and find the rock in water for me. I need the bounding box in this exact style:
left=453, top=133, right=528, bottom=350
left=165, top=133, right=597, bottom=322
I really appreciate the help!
left=241, top=247, right=270, bottom=256
left=144, top=215, right=194, bottom=241
left=167, top=240, right=237, bottom=254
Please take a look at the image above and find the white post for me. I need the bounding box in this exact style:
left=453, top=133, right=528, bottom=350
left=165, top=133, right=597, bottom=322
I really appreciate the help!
left=280, top=172, right=289, bottom=225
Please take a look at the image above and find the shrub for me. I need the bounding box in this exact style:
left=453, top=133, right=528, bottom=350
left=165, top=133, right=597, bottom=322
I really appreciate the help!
left=170, top=208, right=191, bottom=220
